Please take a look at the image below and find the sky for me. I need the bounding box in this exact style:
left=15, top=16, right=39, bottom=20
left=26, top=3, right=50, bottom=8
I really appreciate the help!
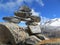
left=0, top=0, right=60, bottom=26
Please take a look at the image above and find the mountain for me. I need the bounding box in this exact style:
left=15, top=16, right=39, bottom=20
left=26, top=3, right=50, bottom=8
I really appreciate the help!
left=41, top=18, right=60, bottom=38
left=45, top=18, right=60, bottom=26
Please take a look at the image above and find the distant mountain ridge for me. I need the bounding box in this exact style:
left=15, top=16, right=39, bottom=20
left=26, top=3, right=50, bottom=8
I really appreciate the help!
left=41, top=18, right=60, bottom=38
left=45, top=18, right=60, bottom=26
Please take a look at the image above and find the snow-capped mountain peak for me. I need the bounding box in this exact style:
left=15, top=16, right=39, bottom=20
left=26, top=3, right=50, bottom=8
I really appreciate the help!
left=45, top=18, right=60, bottom=26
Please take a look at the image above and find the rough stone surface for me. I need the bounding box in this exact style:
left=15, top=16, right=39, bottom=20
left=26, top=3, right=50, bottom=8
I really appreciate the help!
left=25, top=35, right=41, bottom=45
left=0, top=22, right=29, bottom=45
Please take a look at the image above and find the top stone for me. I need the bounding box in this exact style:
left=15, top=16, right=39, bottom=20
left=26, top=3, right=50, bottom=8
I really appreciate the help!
left=19, top=5, right=31, bottom=12
left=14, top=5, right=32, bottom=18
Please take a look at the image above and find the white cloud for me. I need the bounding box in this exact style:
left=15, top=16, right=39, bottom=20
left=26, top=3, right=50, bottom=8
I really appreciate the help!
left=0, top=0, right=44, bottom=11
left=36, top=0, right=44, bottom=6
left=31, top=9, right=40, bottom=16
left=24, top=0, right=34, bottom=3
left=0, top=0, right=23, bottom=12
left=23, top=0, right=44, bottom=6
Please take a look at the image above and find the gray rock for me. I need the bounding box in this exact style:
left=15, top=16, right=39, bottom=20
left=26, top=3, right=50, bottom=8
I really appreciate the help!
left=25, top=35, right=41, bottom=45
left=0, top=22, right=29, bottom=45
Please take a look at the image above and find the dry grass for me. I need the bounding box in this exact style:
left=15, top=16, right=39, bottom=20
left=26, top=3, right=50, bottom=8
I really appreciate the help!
left=36, top=38, right=60, bottom=45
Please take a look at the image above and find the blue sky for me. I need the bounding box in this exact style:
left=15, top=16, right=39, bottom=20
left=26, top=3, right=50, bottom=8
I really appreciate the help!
left=0, top=0, right=60, bottom=26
